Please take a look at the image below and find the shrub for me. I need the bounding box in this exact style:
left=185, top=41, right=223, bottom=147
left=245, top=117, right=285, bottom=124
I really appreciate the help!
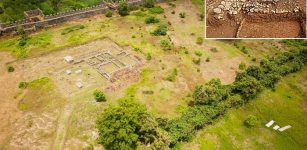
left=240, top=46, right=248, bottom=54
left=244, top=115, right=258, bottom=128
left=93, top=90, right=106, bottom=102
left=206, top=57, right=210, bottom=62
left=146, top=53, right=152, bottom=60
left=145, top=16, right=159, bottom=24
left=196, top=37, right=203, bottom=45
left=149, top=6, right=164, bottom=14
left=105, top=10, right=113, bottom=17
left=144, top=0, right=155, bottom=8
left=165, top=68, right=178, bottom=82
left=239, top=62, right=246, bottom=70
left=160, top=39, right=172, bottom=50
left=193, top=58, right=201, bottom=65
left=151, top=25, right=167, bottom=36
left=7, top=65, right=15, bottom=72
left=194, top=50, right=202, bottom=57
left=118, top=0, right=129, bottom=16
left=210, top=48, right=218, bottom=53
left=199, top=13, right=204, bottom=21
left=19, top=81, right=29, bottom=89
left=171, top=10, right=175, bottom=14
left=179, top=12, right=186, bottom=18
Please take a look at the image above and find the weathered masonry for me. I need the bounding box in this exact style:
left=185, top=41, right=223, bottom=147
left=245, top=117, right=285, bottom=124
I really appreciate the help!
left=0, top=0, right=163, bottom=36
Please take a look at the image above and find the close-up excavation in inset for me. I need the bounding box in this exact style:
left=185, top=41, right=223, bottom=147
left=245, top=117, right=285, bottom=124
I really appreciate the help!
left=0, top=0, right=307, bottom=150
left=206, top=0, right=307, bottom=38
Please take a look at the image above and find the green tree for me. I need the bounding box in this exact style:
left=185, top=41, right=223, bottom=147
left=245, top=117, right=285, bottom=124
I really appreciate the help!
left=96, top=99, right=169, bottom=149
left=193, top=79, right=229, bottom=105
left=232, top=75, right=263, bottom=100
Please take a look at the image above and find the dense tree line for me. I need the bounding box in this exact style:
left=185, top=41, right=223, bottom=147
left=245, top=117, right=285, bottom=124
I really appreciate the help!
left=164, top=49, right=307, bottom=146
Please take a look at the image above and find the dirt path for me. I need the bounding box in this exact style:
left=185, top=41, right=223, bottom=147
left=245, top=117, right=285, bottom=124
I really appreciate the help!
left=0, top=52, right=23, bottom=147
left=53, top=104, right=74, bottom=150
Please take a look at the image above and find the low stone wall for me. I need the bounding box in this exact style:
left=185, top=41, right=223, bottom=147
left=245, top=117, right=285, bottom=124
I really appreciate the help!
left=0, top=0, right=161, bottom=36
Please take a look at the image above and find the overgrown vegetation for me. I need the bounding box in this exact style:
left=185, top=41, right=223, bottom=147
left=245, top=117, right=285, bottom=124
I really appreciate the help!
left=93, top=89, right=106, bottom=102
left=165, top=68, right=178, bottom=82
left=151, top=25, right=167, bottom=36
left=164, top=49, right=307, bottom=146
left=145, top=16, right=159, bottom=24
left=61, top=24, right=85, bottom=35
left=96, top=99, right=170, bottom=150
left=148, top=6, right=164, bottom=14
left=7, top=65, right=14, bottom=72
left=118, top=0, right=129, bottom=16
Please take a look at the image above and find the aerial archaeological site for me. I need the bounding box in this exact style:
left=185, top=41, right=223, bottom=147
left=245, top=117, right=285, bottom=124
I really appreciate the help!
left=0, top=0, right=306, bottom=150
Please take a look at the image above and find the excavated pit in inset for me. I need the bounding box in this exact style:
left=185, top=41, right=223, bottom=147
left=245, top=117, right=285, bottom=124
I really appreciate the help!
left=237, top=12, right=306, bottom=38
left=206, top=0, right=306, bottom=38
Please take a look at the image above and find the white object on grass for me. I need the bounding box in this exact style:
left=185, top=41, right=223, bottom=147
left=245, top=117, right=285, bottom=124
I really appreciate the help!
left=278, top=125, right=292, bottom=132
left=273, top=125, right=280, bottom=130
left=265, top=120, right=275, bottom=127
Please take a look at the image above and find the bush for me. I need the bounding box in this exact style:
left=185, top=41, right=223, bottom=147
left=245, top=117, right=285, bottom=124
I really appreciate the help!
left=93, top=90, right=106, bottom=102
left=240, top=46, right=248, bottom=54
left=160, top=39, right=172, bottom=50
left=149, top=6, right=164, bottom=14
left=105, top=10, right=113, bottom=17
left=206, top=57, right=210, bottom=62
left=210, top=48, right=218, bottom=53
left=244, top=115, right=258, bottom=128
left=239, top=62, right=246, bottom=70
left=118, top=0, right=129, bottom=16
left=146, top=53, right=152, bottom=60
left=196, top=37, right=203, bottom=45
left=7, top=65, right=15, bottom=72
left=165, top=68, right=178, bottom=82
left=151, top=25, right=167, bottom=36
left=194, top=50, right=202, bottom=57
left=19, top=81, right=29, bottom=89
left=144, top=0, right=155, bottom=8
left=179, top=12, right=186, bottom=18
left=145, top=16, right=159, bottom=24
left=193, top=58, right=201, bottom=65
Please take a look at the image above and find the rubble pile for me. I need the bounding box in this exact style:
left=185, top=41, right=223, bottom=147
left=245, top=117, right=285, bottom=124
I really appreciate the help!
left=213, top=0, right=301, bottom=19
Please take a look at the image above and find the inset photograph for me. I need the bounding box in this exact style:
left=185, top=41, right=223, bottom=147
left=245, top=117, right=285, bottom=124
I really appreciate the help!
left=206, top=0, right=306, bottom=38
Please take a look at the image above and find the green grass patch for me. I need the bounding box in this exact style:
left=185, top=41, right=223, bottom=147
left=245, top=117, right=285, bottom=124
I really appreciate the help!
left=61, top=24, right=85, bottom=35
left=148, top=6, right=164, bottom=14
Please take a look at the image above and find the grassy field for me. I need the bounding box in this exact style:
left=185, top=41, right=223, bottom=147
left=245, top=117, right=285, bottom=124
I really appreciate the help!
left=182, top=68, right=307, bottom=150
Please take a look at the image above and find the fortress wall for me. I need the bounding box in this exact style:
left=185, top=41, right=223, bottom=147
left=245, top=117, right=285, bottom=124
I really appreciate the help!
left=0, top=0, right=158, bottom=35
